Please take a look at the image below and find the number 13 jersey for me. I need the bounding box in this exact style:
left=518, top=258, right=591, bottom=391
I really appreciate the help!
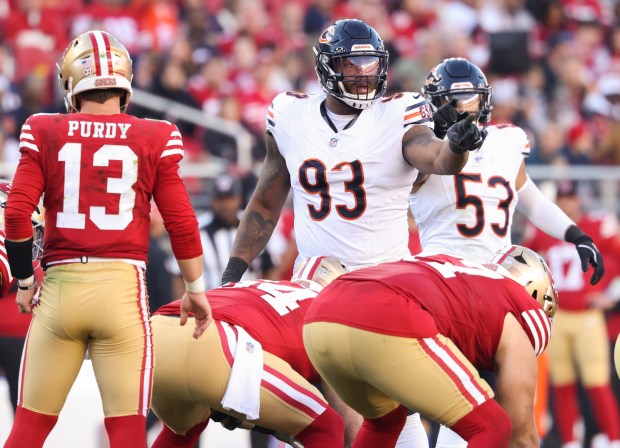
left=267, top=91, right=433, bottom=270
left=8, top=113, right=201, bottom=266
left=409, top=124, right=530, bottom=263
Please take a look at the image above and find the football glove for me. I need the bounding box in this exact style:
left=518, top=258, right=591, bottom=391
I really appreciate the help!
left=565, top=225, right=605, bottom=285
left=446, top=115, right=487, bottom=154
left=221, top=257, right=249, bottom=285
left=433, top=98, right=470, bottom=139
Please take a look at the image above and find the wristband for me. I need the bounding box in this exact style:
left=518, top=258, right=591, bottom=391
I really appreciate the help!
left=184, top=275, right=205, bottom=294
left=17, top=275, right=36, bottom=291
left=221, top=257, right=249, bottom=284
left=6, top=238, right=35, bottom=280
left=565, top=225, right=590, bottom=245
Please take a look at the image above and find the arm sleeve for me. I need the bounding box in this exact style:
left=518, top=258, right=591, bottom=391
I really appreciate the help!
left=153, top=125, right=202, bottom=261
left=516, top=176, right=575, bottom=240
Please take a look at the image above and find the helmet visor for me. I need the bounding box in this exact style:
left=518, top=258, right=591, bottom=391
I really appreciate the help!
left=334, top=55, right=383, bottom=97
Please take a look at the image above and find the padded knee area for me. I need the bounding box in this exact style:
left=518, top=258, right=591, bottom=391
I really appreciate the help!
left=152, top=420, right=209, bottom=448
left=295, top=406, right=345, bottom=448
left=105, top=415, right=147, bottom=448
left=450, top=400, right=511, bottom=448
left=352, top=405, right=408, bottom=448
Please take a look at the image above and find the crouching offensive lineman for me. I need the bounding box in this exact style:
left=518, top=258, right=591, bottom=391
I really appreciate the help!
left=304, top=246, right=558, bottom=448
left=150, top=256, right=347, bottom=448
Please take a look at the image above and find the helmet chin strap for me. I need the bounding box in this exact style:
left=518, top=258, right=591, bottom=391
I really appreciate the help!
left=340, top=96, right=375, bottom=110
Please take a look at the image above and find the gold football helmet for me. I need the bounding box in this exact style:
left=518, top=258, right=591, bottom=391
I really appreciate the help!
left=292, top=256, right=347, bottom=291
left=491, top=245, right=559, bottom=319
left=58, top=30, right=133, bottom=112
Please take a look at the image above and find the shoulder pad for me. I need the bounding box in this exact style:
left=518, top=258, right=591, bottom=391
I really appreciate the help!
left=488, top=124, right=530, bottom=157
left=388, top=92, right=433, bottom=128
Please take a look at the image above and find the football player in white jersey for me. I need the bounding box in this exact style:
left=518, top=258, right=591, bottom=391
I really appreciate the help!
left=409, top=57, right=605, bottom=448
left=222, top=19, right=485, bottom=448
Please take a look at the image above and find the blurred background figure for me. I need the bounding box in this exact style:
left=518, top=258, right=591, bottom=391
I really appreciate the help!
left=168, top=172, right=277, bottom=295
left=523, top=180, right=620, bottom=448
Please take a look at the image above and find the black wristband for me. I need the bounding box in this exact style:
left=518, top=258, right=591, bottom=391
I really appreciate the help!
left=6, top=238, right=34, bottom=280
left=221, top=257, right=249, bottom=284
left=564, top=225, right=590, bottom=245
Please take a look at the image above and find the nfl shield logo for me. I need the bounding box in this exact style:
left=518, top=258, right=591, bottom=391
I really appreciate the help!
left=246, top=342, right=254, bottom=353
left=329, top=138, right=338, bottom=147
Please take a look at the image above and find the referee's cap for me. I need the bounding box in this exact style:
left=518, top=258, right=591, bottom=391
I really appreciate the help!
left=212, top=174, right=243, bottom=199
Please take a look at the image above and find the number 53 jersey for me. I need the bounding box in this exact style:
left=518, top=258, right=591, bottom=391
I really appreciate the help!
left=409, top=124, right=530, bottom=263
left=9, top=113, right=201, bottom=266
left=267, top=91, right=433, bottom=270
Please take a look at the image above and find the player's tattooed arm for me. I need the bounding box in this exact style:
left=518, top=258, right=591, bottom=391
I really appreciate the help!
left=230, top=133, right=291, bottom=263
left=402, top=124, right=468, bottom=175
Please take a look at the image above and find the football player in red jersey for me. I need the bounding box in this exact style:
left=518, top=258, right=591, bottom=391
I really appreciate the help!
left=149, top=256, right=346, bottom=448
left=304, top=246, right=559, bottom=448
left=2, top=31, right=211, bottom=448
left=523, top=181, right=620, bottom=447
left=0, top=180, right=43, bottom=415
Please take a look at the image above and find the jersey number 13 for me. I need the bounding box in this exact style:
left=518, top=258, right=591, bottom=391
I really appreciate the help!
left=57, top=142, right=138, bottom=231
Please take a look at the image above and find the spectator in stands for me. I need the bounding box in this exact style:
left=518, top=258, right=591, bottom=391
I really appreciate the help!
left=528, top=122, right=569, bottom=165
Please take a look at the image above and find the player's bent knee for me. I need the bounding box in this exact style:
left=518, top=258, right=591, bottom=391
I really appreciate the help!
left=450, top=400, right=511, bottom=447
left=294, top=406, right=345, bottom=448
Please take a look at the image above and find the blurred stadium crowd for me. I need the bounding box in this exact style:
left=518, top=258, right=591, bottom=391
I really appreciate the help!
left=2, top=0, right=620, bottom=168
left=1, top=0, right=620, bottom=447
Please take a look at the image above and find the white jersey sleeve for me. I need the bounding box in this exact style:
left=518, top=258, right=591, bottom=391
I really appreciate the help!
left=267, top=91, right=423, bottom=270
left=409, top=123, right=529, bottom=263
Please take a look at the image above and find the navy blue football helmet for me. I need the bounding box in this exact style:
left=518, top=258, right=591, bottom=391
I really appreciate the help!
left=423, top=58, right=493, bottom=126
left=314, top=19, right=388, bottom=109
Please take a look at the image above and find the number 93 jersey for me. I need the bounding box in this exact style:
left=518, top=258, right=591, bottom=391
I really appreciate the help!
left=267, top=91, right=433, bottom=269
left=409, top=124, right=530, bottom=263
left=12, top=113, right=200, bottom=266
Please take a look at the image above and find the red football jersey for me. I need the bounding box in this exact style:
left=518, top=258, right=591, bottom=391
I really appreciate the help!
left=156, top=280, right=321, bottom=383
left=305, top=254, right=552, bottom=371
left=523, top=213, right=620, bottom=311
left=5, top=113, right=201, bottom=265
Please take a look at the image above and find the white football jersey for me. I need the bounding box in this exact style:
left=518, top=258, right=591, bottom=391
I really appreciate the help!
left=267, top=91, right=433, bottom=270
left=409, top=124, right=530, bottom=263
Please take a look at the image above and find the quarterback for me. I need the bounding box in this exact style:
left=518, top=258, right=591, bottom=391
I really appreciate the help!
left=3, top=31, right=210, bottom=448
left=304, top=246, right=558, bottom=448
